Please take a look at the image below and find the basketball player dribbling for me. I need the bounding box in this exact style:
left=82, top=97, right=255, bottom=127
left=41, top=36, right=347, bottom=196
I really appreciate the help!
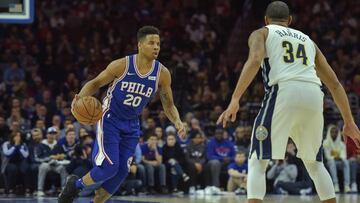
left=58, top=26, right=186, bottom=203
left=217, top=2, right=360, bottom=203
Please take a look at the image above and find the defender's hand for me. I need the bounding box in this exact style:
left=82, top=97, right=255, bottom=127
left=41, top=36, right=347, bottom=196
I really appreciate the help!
left=217, top=99, right=239, bottom=128
left=343, top=121, right=360, bottom=148
left=176, top=122, right=186, bottom=139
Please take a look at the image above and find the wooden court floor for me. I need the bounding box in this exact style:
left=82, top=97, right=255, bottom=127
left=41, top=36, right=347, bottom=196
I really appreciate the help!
left=0, top=194, right=358, bottom=202
left=111, top=194, right=359, bottom=203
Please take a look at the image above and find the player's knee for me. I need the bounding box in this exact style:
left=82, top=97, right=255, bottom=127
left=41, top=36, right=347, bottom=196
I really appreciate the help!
left=302, top=160, right=322, bottom=177
left=106, top=162, right=120, bottom=178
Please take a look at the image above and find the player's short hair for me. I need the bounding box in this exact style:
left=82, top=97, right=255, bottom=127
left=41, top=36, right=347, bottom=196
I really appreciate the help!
left=265, top=1, right=290, bottom=21
left=137, top=26, right=160, bottom=42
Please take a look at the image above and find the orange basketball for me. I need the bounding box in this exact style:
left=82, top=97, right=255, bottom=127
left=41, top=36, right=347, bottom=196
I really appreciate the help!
left=72, top=96, right=103, bottom=125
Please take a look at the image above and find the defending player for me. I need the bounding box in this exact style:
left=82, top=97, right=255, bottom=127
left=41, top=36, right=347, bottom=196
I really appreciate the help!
left=217, top=2, right=360, bottom=203
left=58, top=26, right=185, bottom=203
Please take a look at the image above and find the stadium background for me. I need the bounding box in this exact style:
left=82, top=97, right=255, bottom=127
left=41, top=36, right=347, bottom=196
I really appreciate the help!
left=0, top=0, right=360, bottom=202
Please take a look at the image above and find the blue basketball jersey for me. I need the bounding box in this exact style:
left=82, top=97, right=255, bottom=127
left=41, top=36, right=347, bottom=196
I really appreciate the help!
left=102, top=54, right=161, bottom=120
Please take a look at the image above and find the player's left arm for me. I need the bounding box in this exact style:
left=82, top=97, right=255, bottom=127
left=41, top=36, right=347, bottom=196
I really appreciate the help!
left=217, top=28, right=267, bottom=127
left=158, top=66, right=186, bottom=138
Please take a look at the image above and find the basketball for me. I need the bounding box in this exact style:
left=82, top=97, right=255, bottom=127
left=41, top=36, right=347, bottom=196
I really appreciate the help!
left=72, top=96, right=103, bottom=125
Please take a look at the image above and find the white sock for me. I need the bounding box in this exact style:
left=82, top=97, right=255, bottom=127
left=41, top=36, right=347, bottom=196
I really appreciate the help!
left=247, top=157, right=269, bottom=200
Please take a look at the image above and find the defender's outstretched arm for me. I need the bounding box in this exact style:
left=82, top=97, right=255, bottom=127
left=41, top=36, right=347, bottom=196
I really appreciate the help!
left=217, top=28, right=267, bottom=127
left=314, top=45, right=360, bottom=147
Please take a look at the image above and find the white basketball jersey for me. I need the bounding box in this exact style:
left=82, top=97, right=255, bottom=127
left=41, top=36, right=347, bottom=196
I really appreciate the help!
left=262, top=24, right=321, bottom=87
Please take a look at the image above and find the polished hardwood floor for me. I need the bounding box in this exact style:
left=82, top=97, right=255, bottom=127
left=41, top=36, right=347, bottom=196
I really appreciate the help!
left=0, top=194, right=358, bottom=203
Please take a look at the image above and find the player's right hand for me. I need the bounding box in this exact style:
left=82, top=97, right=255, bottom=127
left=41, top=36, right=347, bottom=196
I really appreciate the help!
left=71, top=94, right=80, bottom=115
left=217, top=99, right=239, bottom=128
left=343, top=121, right=360, bottom=148
left=175, top=121, right=186, bottom=139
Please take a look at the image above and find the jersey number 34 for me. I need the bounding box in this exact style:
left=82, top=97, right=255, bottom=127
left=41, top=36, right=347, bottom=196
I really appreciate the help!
left=282, top=41, right=308, bottom=66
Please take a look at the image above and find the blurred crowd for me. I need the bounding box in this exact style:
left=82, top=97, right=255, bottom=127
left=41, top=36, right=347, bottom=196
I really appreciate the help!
left=0, top=0, right=359, bottom=197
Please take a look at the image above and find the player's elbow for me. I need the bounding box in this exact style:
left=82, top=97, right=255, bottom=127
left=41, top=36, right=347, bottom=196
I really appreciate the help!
left=326, top=78, right=342, bottom=92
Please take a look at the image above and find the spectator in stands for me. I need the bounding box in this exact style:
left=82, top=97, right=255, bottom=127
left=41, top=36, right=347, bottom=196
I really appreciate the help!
left=185, top=129, right=206, bottom=194
left=41, top=127, right=57, bottom=150
left=37, top=128, right=75, bottom=196
left=227, top=151, right=248, bottom=194
left=0, top=116, right=10, bottom=143
left=1, top=131, right=30, bottom=196
left=134, top=143, right=146, bottom=193
left=31, top=104, right=51, bottom=127
left=51, top=115, right=62, bottom=130
left=141, top=134, right=167, bottom=194
left=35, top=119, right=46, bottom=135
left=155, top=127, right=165, bottom=147
left=168, top=124, right=190, bottom=149
left=6, top=108, right=30, bottom=132
left=267, top=153, right=298, bottom=195
left=346, top=138, right=360, bottom=193
left=205, top=128, right=235, bottom=194
left=119, top=162, right=143, bottom=196
left=41, top=90, right=57, bottom=116
left=3, top=61, right=25, bottom=86
left=59, top=120, right=73, bottom=139
left=145, top=118, right=156, bottom=133
left=58, top=124, right=75, bottom=144
left=277, top=143, right=313, bottom=196
left=158, top=111, right=170, bottom=129
left=28, top=128, right=51, bottom=194
left=66, top=144, right=91, bottom=177
left=163, top=132, right=189, bottom=193
left=234, top=126, right=251, bottom=154
left=323, top=124, right=351, bottom=193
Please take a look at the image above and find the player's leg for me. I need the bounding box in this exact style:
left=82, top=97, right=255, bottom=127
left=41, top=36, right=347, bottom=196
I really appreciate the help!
left=290, top=88, right=336, bottom=202
left=247, top=154, right=269, bottom=203
left=92, top=187, right=111, bottom=203
left=94, top=135, right=139, bottom=202
left=248, top=85, right=284, bottom=202
left=293, top=131, right=336, bottom=201
left=302, top=160, right=336, bottom=203
left=58, top=117, right=121, bottom=203
left=58, top=142, right=119, bottom=203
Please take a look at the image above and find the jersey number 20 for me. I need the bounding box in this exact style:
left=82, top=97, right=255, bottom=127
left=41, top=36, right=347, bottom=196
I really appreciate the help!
left=124, top=94, right=142, bottom=107
left=282, top=41, right=308, bottom=65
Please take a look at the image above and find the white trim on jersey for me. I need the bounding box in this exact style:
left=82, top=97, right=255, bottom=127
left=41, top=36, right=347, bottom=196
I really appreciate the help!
left=94, top=111, right=114, bottom=166
left=94, top=56, right=130, bottom=166
left=155, top=63, right=162, bottom=92
left=133, top=54, right=155, bottom=78
left=260, top=86, right=275, bottom=125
